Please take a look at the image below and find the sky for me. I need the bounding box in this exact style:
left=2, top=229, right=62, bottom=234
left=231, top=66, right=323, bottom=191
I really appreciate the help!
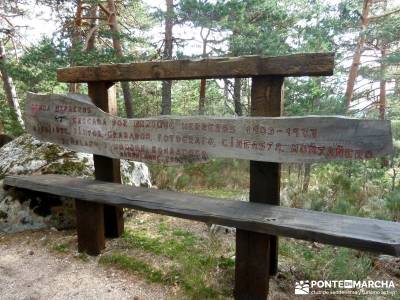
left=10, top=0, right=215, bottom=57
left=10, top=0, right=400, bottom=45
left=6, top=0, right=400, bottom=113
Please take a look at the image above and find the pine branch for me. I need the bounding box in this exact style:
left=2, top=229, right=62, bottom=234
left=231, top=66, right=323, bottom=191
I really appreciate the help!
left=369, top=8, right=400, bottom=21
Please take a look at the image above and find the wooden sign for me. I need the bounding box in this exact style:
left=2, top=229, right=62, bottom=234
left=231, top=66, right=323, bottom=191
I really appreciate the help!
left=25, top=93, right=393, bottom=164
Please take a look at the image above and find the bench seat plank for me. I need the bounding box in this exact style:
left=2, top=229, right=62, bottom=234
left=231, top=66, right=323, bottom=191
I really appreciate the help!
left=4, top=174, right=400, bottom=256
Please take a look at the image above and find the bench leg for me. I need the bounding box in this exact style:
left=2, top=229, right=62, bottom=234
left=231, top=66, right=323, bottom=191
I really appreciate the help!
left=93, top=155, right=124, bottom=238
left=235, top=229, right=271, bottom=300
left=75, top=199, right=105, bottom=255
left=250, top=161, right=280, bottom=275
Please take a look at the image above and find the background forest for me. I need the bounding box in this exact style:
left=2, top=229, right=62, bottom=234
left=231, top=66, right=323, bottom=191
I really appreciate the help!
left=1, top=0, right=400, bottom=298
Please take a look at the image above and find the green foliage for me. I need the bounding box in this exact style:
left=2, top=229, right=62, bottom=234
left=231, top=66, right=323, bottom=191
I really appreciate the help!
left=178, top=0, right=226, bottom=28
left=150, top=158, right=249, bottom=191
left=280, top=240, right=373, bottom=281
left=285, top=78, right=345, bottom=115
left=99, top=253, right=168, bottom=284
left=281, top=160, right=391, bottom=218
left=52, top=243, right=70, bottom=253
left=384, top=189, right=400, bottom=221
left=8, top=38, right=68, bottom=94
left=172, top=80, right=226, bottom=116
left=102, top=223, right=234, bottom=298
left=0, top=97, right=24, bottom=136
left=223, top=0, right=294, bottom=56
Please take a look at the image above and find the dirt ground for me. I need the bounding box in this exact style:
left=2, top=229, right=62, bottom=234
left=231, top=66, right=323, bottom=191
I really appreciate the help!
left=0, top=230, right=171, bottom=300
left=1, top=213, right=398, bottom=300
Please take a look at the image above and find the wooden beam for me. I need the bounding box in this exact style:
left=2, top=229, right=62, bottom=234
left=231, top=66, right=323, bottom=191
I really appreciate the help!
left=75, top=199, right=105, bottom=255
left=234, top=76, right=284, bottom=299
left=57, top=53, right=335, bottom=83
left=235, top=230, right=271, bottom=300
left=251, top=76, right=284, bottom=276
left=4, top=174, right=400, bottom=257
left=88, top=82, right=124, bottom=238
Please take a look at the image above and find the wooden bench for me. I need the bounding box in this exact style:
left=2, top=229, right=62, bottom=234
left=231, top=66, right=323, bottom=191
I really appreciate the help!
left=4, top=174, right=400, bottom=258
left=7, top=53, right=399, bottom=299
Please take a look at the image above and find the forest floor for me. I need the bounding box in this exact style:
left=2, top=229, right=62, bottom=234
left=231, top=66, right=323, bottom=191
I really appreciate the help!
left=0, top=210, right=398, bottom=300
left=0, top=228, right=170, bottom=300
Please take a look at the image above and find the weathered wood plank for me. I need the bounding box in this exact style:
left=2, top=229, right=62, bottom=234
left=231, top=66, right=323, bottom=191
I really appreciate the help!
left=88, top=82, right=124, bottom=238
left=75, top=199, right=105, bottom=255
left=235, top=230, right=271, bottom=299
left=4, top=174, right=400, bottom=256
left=25, top=93, right=393, bottom=164
left=56, top=53, right=334, bottom=83
left=250, top=76, right=283, bottom=277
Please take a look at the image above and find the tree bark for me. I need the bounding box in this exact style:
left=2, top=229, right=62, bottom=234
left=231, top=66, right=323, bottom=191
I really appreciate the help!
left=85, top=4, right=98, bottom=51
left=199, top=79, right=206, bottom=115
left=69, top=0, right=83, bottom=94
left=344, top=0, right=371, bottom=111
left=302, top=163, right=311, bottom=193
left=223, top=79, right=230, bottom=114
left=379, top=46, right=386, bottom=120
left=198, top=28, right=210, bottom=115
left=0, top=40, right=24, bottom=128
left=161, top=0, right=174, bottom=115
left=233, top=78, right=242, bottom=116
left=106, top=0, right=134, bottom=118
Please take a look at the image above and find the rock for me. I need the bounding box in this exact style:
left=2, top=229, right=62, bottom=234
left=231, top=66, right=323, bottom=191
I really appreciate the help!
left=376, top=255, right=400, bottom=277
left=121, top=160, right=152, bottom=187
left=0, top=134, right=152, bottom=233
left=378, top=254, right=395, bottom=262
left=209, top=224, right=236, bottom=235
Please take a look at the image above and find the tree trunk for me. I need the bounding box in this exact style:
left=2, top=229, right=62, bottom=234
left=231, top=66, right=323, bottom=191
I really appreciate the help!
left=85, top=4, right=98, bottom=51
left=0, top=41, right=24, bottom=128
left=69, top=0, right=83, bottom=94
left=198, top=28, right=210, bottom=115
left=223, top=79, right=230, bottom=114
left=233, top=78, right=242, bottom=116
left=161, top=0, right=174, bottom=115
left=106, top=0, right=134, bottom=118
left=379, top=46, right=386, bottom=120
left=199, top=79, right=206, bottom=114
left=302, top=163, right=311, bottom=193
left=344, top=0, right=371, bottom=111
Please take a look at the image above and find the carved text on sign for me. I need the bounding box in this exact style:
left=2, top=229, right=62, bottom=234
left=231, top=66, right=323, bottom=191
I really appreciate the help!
left=25, top=93, right=393, bottom=164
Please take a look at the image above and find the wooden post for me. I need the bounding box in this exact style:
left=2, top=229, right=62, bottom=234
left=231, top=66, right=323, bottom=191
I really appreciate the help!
left=250, top=76, right=283, bottom=275
left=235, top=230, right=271, bottom=300
left=88, top=82, right=124, bottom=238
left=234, top=76, right=283, bottom=299
left=75, top=199, right=105, bottom=255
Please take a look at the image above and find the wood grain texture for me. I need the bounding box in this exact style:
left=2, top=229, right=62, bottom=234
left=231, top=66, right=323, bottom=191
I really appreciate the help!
left=235, top=230, right=271, bottom=300
left=249, top=76, right=284, bottom=277
left=4, top=174, right=400, bottom=257
left=24, top=93, right=393, bottom=164
left=75, top=199, right=105, bottom=255
left=88, top=82, right=124, bottom=238
left=56, top=53, right=335, bottom=83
